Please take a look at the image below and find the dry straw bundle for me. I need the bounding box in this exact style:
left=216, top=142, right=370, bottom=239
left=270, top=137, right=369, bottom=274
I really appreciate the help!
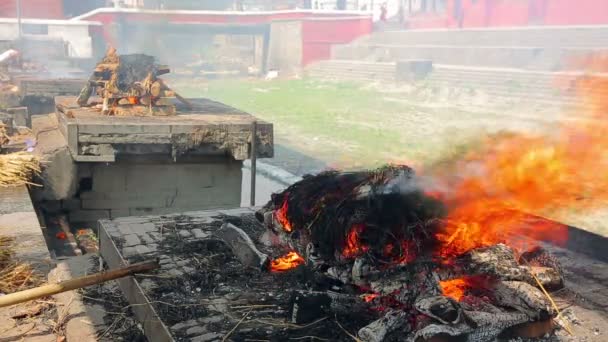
left=0, top=236, right=39, bottom=294
left=0, top=123, right=8, bottom=146
left=0, top=152, right=40, bottom=187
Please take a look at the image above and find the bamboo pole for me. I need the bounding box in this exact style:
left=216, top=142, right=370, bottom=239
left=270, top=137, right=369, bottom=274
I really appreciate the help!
left=0, top=260, right=159, bottom=308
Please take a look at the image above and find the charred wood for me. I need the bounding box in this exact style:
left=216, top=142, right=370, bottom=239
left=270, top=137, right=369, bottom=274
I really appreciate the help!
left=358, top=309, right=411, bottom=342
left=213, top=222, right=270, bottom=271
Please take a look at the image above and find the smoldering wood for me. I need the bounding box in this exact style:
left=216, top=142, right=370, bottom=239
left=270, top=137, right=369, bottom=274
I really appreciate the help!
left=436, top=244, right=564, bottom=289
left=213, top=222, right=270, bottom=271
left=256, top=165, right=446, bottom=263
left=492, top=281, right=553, bottom=319
left=357, top=309, right=411, bottom=342
left=415, top=296, right=463, bottom=325
left=288, top=290, right=373, bottom=324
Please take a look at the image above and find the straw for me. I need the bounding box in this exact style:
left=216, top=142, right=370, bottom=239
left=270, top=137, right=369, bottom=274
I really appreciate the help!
left=0, top=152, right=41, bottom=187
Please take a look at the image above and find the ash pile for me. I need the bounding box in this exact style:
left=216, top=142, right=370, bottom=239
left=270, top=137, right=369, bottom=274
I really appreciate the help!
left=251, top=165, right=565, bottom=342
left=77, top=48, right=190, bottom=116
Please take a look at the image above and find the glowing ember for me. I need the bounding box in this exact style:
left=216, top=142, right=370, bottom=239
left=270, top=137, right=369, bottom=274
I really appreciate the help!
left=383, top=240, right=417, bottom=264
left=342, top=224, right=369, bottom=258
left=127, top=96, right=139, bottom=105
left=274, top=197, right=292, bottom=233
left=269, top=251, right=304, bottom=272
left=431, top=66, right=608, bottom=258
left=439, top=278, right=469, bottom=301
left=362, top=293, right=379, bottom=303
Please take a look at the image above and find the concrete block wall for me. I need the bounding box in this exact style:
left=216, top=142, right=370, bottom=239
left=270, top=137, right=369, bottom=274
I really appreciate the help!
left=329, top=26, right=608, bottom=71
left=68, top=160, right=243, bottom=223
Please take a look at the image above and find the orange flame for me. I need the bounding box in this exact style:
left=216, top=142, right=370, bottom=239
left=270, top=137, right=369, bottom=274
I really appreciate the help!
left=275, top=197, right=292, bottom=233
left=269, top=251, right=304, bottom=272
left=362, top=293, right=378, bottom=303
left=439, top=278, right=469, bottom=301
left=432, top=61, right=608, bottom=258
left=342, top=224, right=369, bottom=258
left=439, top=276, right=494, bottom=301
left=127, top=96, right=139, bottom=105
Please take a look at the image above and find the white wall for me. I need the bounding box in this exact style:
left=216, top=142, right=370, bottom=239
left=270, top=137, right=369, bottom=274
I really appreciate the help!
left=0, top=18, right=99, bottom=58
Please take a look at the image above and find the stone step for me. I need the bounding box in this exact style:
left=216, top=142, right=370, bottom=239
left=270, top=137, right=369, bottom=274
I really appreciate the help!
left=331, top=44, right=607, bottom=70
left=369, top=26, right=608, bottom=47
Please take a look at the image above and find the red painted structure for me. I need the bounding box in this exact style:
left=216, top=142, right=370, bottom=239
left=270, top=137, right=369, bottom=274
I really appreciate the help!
left=73, top=8, right=372, bottom=67
left=302, top=17, right=372, bottom=65
left=0, top=0, right=64, bottom=19
left=407, top=0, right=608, bottom=29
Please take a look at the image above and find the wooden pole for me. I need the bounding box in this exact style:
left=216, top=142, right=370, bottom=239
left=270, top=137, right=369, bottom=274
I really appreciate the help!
left=0, top=260, right=159, bottom=308
left=250, top=120, right=257, bottom=207
left=16, top=0, right=22, bottom=40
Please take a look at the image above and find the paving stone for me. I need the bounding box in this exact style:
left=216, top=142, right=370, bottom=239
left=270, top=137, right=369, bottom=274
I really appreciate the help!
left=140, top=234, right=155, bottom=244
left=200, top=316, right=224, bottom=324
left=122, top=234, right=141, bottom=247
left=182, top=266, right=196, bottom=273
left=178, top=230, right=192, bottom=238
left=175, top=259, right=189, bottom=267
left=191, top=332, right=223, bottom=342
left=167, top=269, right=184, bottom=277
left=160, top=262, right=178, bottom=270
left=135, top=245, right=151, bottom=255
left=170, top=319, right=198, bottom=331
left=130, top=222, right=156, bottom=234
left=139, top=279, right=157, bottom=292
left=185, top=326, right=207, bottom=336
left=159, top=256, right=172, bottom=265
left=122, top=246, right=137, bottom=257
left=192, top=228, right=210, bottom=239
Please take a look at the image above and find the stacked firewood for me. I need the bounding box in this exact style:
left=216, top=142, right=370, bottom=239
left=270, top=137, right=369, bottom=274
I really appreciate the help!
left=77, top=48, right=189, bottom=116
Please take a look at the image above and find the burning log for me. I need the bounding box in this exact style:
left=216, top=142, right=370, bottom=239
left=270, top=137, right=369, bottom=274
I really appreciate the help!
left=256, top=165, right=446, bottom=265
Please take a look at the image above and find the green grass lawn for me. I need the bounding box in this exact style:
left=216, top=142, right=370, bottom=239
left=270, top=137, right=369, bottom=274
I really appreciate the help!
left=174, top=77, right=608, bottom=236
left=174, top=78, right=541, bottom=169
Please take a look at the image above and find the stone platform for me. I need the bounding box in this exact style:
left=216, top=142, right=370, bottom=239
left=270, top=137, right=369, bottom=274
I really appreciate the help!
left=98, top=207, right=608, bottom=342
left=55, top=96, right=273, bottom=162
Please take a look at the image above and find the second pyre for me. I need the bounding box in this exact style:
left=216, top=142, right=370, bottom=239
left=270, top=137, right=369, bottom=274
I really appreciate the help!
left=256, top=165, right=563, bottom=342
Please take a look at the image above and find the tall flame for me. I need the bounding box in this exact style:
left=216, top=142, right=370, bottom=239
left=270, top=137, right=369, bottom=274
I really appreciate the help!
left=275, top=197, right=293, bottom=233
left=432, top=60, right=608, bottom=258
left=342, top=224, right=368, bottom=258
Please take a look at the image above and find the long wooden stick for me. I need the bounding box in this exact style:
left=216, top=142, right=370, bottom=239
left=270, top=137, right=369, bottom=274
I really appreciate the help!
left=0, top=260, right=159, bottom=308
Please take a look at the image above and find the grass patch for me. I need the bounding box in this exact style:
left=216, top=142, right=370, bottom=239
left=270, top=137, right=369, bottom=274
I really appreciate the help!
left=174, top=78, right=514, bottom=169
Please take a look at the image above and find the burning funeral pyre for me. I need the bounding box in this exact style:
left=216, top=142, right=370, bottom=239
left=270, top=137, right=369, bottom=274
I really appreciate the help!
left=76, top=48, right=190, bottom=116
left=254, top=165, right=566, bottom=342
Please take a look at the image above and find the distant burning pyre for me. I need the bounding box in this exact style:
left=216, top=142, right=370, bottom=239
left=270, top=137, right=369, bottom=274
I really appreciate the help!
left=76, top=48, right=190, bottom=116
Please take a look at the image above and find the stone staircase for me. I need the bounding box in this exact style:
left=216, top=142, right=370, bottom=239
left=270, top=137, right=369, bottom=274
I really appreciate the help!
left=306, top=25, right=608, bottom=106
left=306, top=60, right=608, bottom=108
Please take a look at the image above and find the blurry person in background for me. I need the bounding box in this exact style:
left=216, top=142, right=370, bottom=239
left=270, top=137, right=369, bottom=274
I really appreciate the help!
left=380, top=2, right=388, bottom=22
